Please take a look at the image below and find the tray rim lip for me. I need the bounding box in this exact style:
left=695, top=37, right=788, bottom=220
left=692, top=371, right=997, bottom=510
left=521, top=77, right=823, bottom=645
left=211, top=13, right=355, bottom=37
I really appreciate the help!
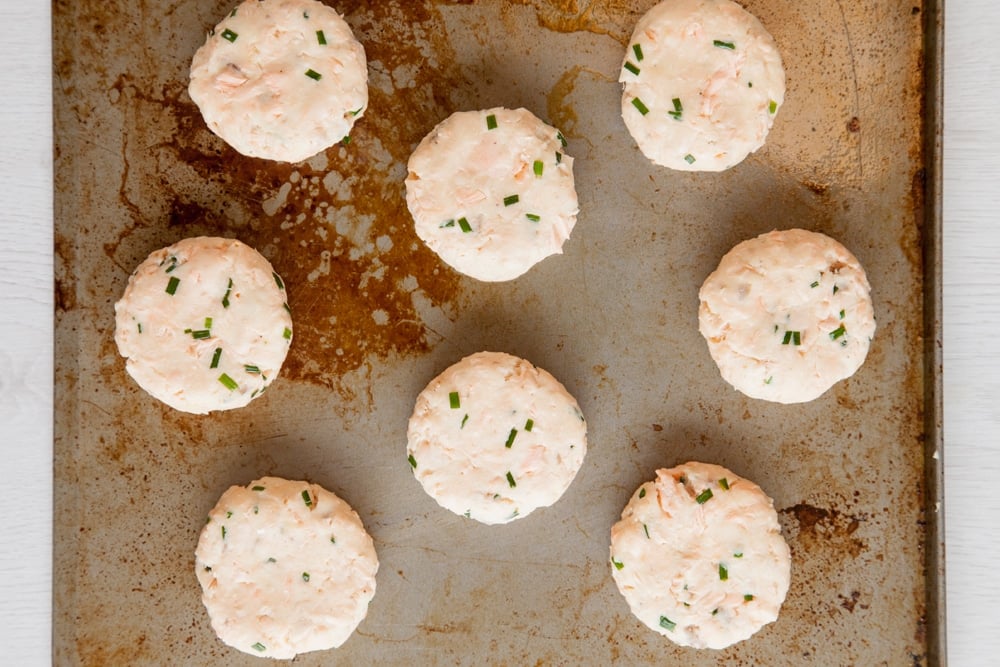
left=47, top=0, right=949, bottom=662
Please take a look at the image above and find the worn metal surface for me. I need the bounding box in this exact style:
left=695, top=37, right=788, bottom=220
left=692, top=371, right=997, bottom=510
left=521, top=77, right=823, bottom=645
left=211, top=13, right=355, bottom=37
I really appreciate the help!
left=53, top=0, right=938, bottom=664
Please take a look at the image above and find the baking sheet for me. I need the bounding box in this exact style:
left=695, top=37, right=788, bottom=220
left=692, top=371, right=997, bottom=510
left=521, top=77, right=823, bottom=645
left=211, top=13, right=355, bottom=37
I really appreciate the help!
left=53, top=0, right=943, bottom=664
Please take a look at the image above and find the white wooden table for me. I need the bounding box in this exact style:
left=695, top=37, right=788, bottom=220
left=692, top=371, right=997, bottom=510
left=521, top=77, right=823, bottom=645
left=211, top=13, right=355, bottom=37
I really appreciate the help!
left=1, top=2, right=996, bottom=663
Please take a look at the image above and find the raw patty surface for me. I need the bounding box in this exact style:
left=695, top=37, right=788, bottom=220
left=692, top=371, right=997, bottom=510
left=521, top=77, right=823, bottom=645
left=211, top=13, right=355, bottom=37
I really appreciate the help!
left=114, top=236, right=292, bottom=414
left=620, top=0, right=784, bottom=171
left=405, top=108, right=579, bottom=281
left=698, top=228, right=876, bottom=403
left=610, top=462, right=790, bottom=649
left=407, top=352, right=587, bottom=524
left=196, top=477, right=378, bottom=659
left=189, top=0, right=367, bottom=163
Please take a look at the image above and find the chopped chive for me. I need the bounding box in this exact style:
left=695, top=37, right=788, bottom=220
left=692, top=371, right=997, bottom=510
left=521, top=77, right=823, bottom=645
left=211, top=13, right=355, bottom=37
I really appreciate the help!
left=506, top=471, right=516, bottom=488
left=810, top=281, right=819, bottom=288
left=719, top=563, right=729, bottom=581
left=464, top=510, right=471, bottom=518
left=486, top=114, right=497, bottom=130
left=623, top=61, right=640, bottom=76
left=440, top=219, right=455, bottom=228
left=272, top=272, right=284, bottom=290
left=744, top=594, right=754, bottom=601
left=643, top=523, right=650, bottom=539
left=525, top=213, right=540, bottom=222
left=221, top=525, right=227, bottom=539
left=184, top=329, right=192, bottom=334
left=283, top=302, right=291, bottom=314
left=330, top=536, right=336, bottom=544
left=226, top=511, right=233, bottom=518
left=638, top=487, right=646, bottom=499
left=204, top=566, right=211, bottom=571
left=191, top=329, right=211, bottom=340
left=719, top=478, right=730, bottom=490
left=713, top=39, right=735, bottom=49
left=769, top=100, right=777, bottom=114
left=164, top=256, right=178, bottom=273
left=302, top=572, right=310, bottom=582
left=505, top=428, right=518, bottom=448
left=210, top=347, right=222, bottom=369
left=244, top=365, right=261, bottom=374
left=794, top=331, right=801, bottom=345
left=555, top=152, right=562, bottom=164
left=218, top=373, right=237, bottom=391
left=524, top=418, right=534, bottom=432
left=350, top=107, right=363, bottom=116
left=252, top=485, right=265, bottom=491
left=748, top=81, right=753, bottom=88
left=659, top=616, right=676, bottom=631
left=461, top=414, right=469, bottom=428
left=222, top=278, right=233, bottom=308
left=782, top=330, right=802, bottom=345
left=631, top=97, right=650, bottom=115
left=695, top=488, right=714, bottom=504
left=303, top=10, right=309, bottom=18
left=533, top=160, right=544, bottom=177
left=305, top=69, right=322, bottom=81
left=833, top=284, right=840, bottom=294
left=840, top=309, right=845, bottom=319
left=633, top=43, right=644, bottom=61
left=316, top=29, right=326, bottom=45
left=283, top=327, right=292, bottom=340
left=830, top=324, right=847, bottom=340
left=765, top=376, right=773, bottom=385
left=165, top=276, right=180, bottom=295
left=611, top=558, right=624, bottom=570
left=457, top=217, right=472, bottom=233
left=204, top=317, right=213, bottom=328
left=407, top=454, right=417, bottom=469
left=301, top=490, right=313, bottom=507
left=734, top=552, right=743, bottom=558
left=251, top=642, right=266, bottom=652
left=137, top=323, right=142, bottom=333
left=503, top=194, right=519, bottom=206
left=449, top=391, right=460, bottom=409
left=342, top=135, right=351, bottom=145
left=684, top=154, right=696, bottom=164
left=221, top=29, right=238, bottom=42
left=712, top=608, right=719, bottom=616
left=557, top=131, right=567, bottom=147
left=230, top=7, right=237, bottom=17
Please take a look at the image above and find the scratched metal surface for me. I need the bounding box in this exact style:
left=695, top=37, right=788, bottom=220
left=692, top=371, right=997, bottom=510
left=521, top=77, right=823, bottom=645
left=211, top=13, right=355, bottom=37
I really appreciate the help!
left=53, top=0, right=938, bottom=664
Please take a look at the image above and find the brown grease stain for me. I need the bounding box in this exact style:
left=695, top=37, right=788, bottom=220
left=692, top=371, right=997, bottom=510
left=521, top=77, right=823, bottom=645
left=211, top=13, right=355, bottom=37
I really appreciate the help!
left=546, top=65, right=584, bottom=138
left=781, top=502, right=867, bottom=559
left=509, top=0, right=643, bottom=44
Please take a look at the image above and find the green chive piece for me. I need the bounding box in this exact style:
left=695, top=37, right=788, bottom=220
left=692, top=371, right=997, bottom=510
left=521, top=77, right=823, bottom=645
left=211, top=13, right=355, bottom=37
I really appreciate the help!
left=461, top=414, right=469, bottom=429
left=631, top=97, right=650, bottom=115
left=464, top=510, right=471, bottom=518
left=305, top=68, right=322, bottom=81
left=555, top=151, right=562, bottom=164
left=713, top=39, right=735, bottom=49
left=191, top=329, right=211, bottom=340
left=273, top=272, right=284, bottom=290
left=303, top=10, right=309, bottom=18
left=794, top=331, right=801, bottom=345
left=251, top=642, right=266, bottom=652
left=330, top=536, right=336, bottom=544
left=684, top=154, right=696, bottom=164
left=524, top=418, right=534, bottom=432
left=316, top=29, right=326, bottom=45
left=557, top=131, right=567, bottom=147
left=407, top=454, right=417, bottom=469
left=782, top=330, right=802, bottom=345
left=252, top=485, right=265, bottom=491
left=350, top=107, right=363, bottom=116
left=695, top=488, right=714, bottom=504
left=449, top=391, right=460, bottom=409
left=166, top=276, right=180, bottom=295
left=638, top=487, right=646, bottom=499
left=840, top=309, right=846, bottom=319
left=506, top=471, right=516, bottom=488
left=226, top=511, right=233, bottom=518
left=769, top=100, right=777, bottom=114
left=748, top=81, right=753, bottom=87
left=765, top=376, right=774, bottom=385
left=137, top=323, right=142, bottom=333
left=830, top=324, right=847, bottom=340
left=342, top=135, right=351, bottom=145
left=712, top=608, right=719, bottom=616
left=221, top=29, right=238, bottom=42
left=643, top=523, right=650, bottom=539
left=218, top=373, right=237, bottom=391
left=744, top=594, right=754, bottom=601
left=624, top=61, right=640, bottom=76
left=659, top=616, right=676, bottom=631
left=505, top=428, right=518, bottom=448
left=533, top=160, right=544, bottom=177
left=734, top=552, right=743, bottom=558
left=440, top=219, right=455, bottom=228
left=221, top=525, right=227, bottom=539
left=668, top=97, right=683, bottom=121
left=833, top=284, right=840, bottom=294
left=164, top=256, right=178, bottom=273
left=719, top=563, right=729, bottom=581
left=302, top=572, right=310, bottom=582
left=486, top=114, right=497, bottom=130
left=283, top=327, right=292, bottom=340
left=244, top=365, right=261, bottom=374
left=525, top=213, right=541, bottom=222
left=283, top=302, right=291, bottom=314
left=612, top=558, right=624, bottom=570
left=719, top=477, right=730, bottom=490
left=222, top=278, right=233, bottom=308
left=301, top=490, right=313, bottom=507
left=204, top=317, right=213, bottom=328
left=230, top=7, right=237, bottom=17
left=633, top=43, right=644, bottom=61
left=210, top=347, right=222, bottom=369
left=811, top=280, right=819, bottom=288
left=458, top=217, right=472, bottom=233
left=503, top=194, right=519, bottom=206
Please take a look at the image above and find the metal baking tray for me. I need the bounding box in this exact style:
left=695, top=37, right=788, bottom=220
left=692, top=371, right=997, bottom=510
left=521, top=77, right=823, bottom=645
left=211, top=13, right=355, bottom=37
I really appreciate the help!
left=53, top=0, right=944, bottom=663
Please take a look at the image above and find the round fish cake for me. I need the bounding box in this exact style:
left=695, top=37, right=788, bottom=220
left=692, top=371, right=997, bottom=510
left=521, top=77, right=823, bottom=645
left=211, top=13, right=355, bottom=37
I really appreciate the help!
left=407, top=352, right=587, bottom=524
left=698, top=229, right=876, bottom=403
left=620, top=0, right=784, bottom=171
left=405, top=108, right=579, bottom=282
left=189, top=0, right=367, bottom=163
left=610, top=462, right=791, bottom=649
left=114, top=236, right=293, bottom=414
left=196, top=477, right=378, bottom=659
